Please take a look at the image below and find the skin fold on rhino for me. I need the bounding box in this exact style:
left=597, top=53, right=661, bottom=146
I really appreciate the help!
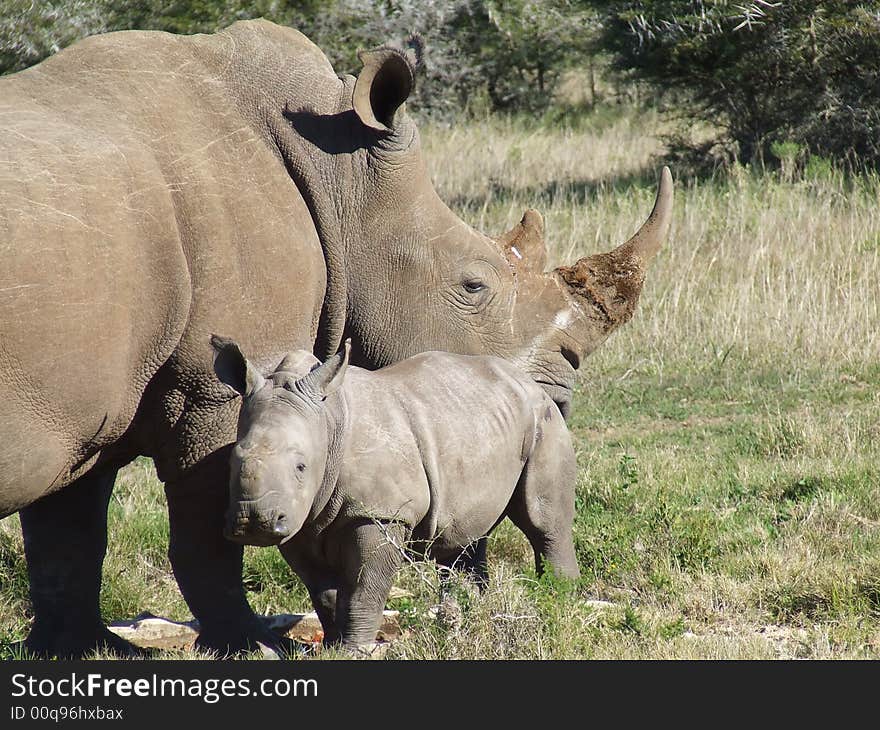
left=0, top=19, right=672, bottom=657
left=212, top=338, right=580, bottom=650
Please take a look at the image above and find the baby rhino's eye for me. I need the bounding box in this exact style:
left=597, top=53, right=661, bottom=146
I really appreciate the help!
left=296, top=462, right=306, bottom=473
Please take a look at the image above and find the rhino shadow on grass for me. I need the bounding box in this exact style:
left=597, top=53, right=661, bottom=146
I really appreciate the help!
left=449, top=169, right=665, bottom=214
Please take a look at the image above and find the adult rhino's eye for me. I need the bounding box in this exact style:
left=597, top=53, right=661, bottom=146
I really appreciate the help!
left=462, top=279, right=487, bottom=294
left=296, top=462, right=306, bottom=473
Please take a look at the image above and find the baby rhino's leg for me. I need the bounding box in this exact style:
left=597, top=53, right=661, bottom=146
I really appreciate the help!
left=278, top=546, right=340, bottom=644
left=335, top=520, right=404, bottom=651
left=507, top=408, right=580, bottom=580
left=309, top=585, right=340, bottom=645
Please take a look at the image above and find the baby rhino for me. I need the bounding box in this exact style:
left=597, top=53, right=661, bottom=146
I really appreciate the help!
left=211, top=336, right=580, bottom=650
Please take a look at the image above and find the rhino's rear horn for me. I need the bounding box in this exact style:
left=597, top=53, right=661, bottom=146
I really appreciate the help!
left=497, top=209, right=547, bottom=272
left=354, top=47, right=416, bottom=132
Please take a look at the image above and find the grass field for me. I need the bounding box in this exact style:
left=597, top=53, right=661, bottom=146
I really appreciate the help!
left=2, top=105, right=879, bottom=659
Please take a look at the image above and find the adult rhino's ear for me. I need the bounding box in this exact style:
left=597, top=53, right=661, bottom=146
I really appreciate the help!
left=298, top=339, right=351, bottom=401
left=210, top=335, right=265, bottom=398
left=353, top=41, right=420, bottom=132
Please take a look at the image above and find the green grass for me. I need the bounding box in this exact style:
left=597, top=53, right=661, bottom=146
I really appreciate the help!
left=3, top=362, right=876, bottom=659
left=2, top=105, right=879, bottom=659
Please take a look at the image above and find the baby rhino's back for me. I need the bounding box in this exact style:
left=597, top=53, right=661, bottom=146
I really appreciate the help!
left=340, top=352, right=566, bottom=550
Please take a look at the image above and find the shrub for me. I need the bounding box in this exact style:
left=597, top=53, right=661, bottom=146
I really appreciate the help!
left=0, top=0, right=597, bottom=119
left=589, top=1, right=880, bottom=169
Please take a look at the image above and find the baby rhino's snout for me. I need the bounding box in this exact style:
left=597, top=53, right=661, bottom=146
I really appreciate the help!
left=224, top=493, right=291, bottom=546
left=224, top=452, right=292, bottom=546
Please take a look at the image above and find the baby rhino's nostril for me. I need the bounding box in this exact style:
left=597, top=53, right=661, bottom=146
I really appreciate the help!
left=272, top=513, right=290, bottom=536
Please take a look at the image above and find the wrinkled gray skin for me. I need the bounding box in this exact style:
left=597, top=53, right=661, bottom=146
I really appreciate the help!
left=0, top=20, right=671, bottom=657
left=212, top=337, right=579, bottom=649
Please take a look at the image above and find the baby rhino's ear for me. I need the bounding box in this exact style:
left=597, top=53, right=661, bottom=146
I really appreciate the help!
left=210, top=335, right=265, bottom=397
left=298, top=339, right=351, bottom=401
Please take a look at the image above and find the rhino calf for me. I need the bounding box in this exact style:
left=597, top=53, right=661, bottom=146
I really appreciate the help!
left=211, top=336, right=579, bottom=649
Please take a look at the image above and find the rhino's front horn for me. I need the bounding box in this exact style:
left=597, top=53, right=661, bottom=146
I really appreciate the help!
left=555, top=167, right=673, bottom=332
left=616, top=165, right=673, bottom=262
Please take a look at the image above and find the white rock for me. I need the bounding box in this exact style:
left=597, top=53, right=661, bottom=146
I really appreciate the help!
left=107, top=610, right=401, bottom=651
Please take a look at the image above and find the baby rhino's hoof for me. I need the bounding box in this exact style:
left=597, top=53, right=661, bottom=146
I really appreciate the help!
left=346, top=641, right=389, bottom=659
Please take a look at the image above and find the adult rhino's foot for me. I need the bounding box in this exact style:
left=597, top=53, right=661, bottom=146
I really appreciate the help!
left=194, top=615, right=301, bottom=659
left=22, top=621, right=148, bottom=659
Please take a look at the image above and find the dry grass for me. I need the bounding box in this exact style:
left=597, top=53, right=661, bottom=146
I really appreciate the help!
left=424, top=109, right=880, bottom=373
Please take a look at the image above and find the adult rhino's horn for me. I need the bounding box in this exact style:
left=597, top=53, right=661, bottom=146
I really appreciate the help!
left=555, top=167, right=673, bottom=331
left=498, top=209, right=547, bottom=272
left=615, top=166, right=673, bottom=262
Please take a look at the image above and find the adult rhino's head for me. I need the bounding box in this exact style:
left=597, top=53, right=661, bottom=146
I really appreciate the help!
left=283, top=41, right=673, bottom=418
left=211, top=335, right=350, bottom=546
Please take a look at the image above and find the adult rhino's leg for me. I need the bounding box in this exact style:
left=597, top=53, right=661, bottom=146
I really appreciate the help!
left=20, top=467, right=139, bottom=658
left=439, top=537, right=489, bottom=592
left=459, top=537, right=489, bottom=590
left=307, top=585, right=340, bottom=646
left=164, top=446, right=291, bottom=657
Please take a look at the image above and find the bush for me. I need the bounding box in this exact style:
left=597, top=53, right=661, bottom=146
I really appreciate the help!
left=0, top=0, right=597, bottom=119
left=0, top=0, right=110, bottom=74
left=590, top=1, right=880, bottom=169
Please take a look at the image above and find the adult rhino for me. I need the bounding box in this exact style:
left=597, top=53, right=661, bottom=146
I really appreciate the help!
left=0, top=19, right=672, bottom=657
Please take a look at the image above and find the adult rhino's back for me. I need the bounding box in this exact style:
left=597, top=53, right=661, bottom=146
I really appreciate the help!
left=0, top=22, right=329, bottom=514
